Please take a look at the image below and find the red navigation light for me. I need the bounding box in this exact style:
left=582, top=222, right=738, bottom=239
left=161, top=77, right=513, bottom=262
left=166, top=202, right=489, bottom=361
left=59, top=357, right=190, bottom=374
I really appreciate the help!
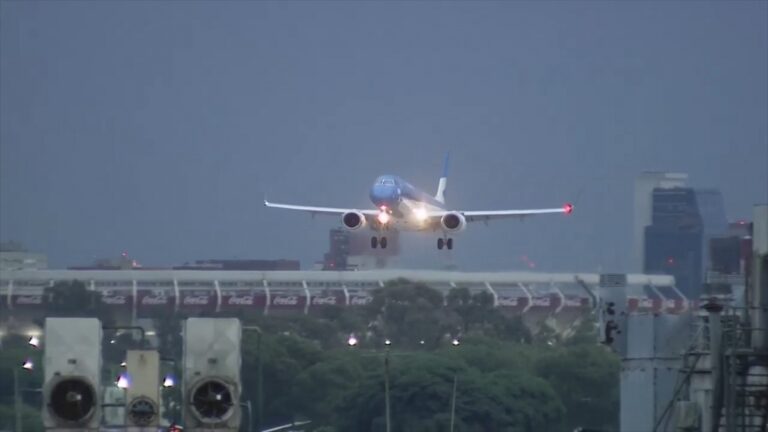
left=563, top=203, right=574, bottom=214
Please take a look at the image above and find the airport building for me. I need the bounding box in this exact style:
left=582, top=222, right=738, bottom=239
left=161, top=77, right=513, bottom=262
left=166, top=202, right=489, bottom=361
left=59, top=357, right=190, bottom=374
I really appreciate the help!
left=0, top=269, right=684, bottom=323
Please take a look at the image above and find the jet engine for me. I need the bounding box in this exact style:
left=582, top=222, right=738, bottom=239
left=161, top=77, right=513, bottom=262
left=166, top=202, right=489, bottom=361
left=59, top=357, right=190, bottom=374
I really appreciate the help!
left=182, top=318, right=242, bottom=429
left=43, top=318, right=102, bottom=430
left=440, top=212, right=466, bottom=232
left=341, top=211, right=367, bottom=230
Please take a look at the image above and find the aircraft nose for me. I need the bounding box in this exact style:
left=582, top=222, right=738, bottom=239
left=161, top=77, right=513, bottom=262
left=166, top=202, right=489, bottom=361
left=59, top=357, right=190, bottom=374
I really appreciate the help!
left=370, top=185, right=398, bottom=206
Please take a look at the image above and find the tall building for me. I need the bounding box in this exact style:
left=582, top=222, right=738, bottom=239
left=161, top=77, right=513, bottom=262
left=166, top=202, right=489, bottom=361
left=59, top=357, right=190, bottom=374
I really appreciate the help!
left=321, top=228, right=400, bottom=270
left=634, top=172, right=689, bottom=271
left=695, top=188, right=728, bottom=271
left=643, top=187, right=703, bottom=298
left=0, top=241, right=47, bottom=271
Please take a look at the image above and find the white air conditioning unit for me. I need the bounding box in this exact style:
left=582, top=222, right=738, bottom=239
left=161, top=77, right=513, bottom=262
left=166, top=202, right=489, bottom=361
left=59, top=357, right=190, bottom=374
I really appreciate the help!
left=43, top=318, right=102, bottom=431
left=125, top=350, right=161, bottom=428
left=182, top=318, right=242, bottom=431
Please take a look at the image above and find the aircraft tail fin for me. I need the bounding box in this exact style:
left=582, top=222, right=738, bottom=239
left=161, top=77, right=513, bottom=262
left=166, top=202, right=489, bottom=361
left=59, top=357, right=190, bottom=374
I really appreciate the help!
left=435, top=153, right=449, bottom=204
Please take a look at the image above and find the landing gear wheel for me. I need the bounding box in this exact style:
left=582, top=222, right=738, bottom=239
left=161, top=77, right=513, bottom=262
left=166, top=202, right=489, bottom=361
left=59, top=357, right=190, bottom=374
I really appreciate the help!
left=371, top=236, right=378, bottom=249
left=447, top=238, right=453, bottom=250
left=437, top=238, right=444, bottom=250
left=380, top=237, right=388, bottom=249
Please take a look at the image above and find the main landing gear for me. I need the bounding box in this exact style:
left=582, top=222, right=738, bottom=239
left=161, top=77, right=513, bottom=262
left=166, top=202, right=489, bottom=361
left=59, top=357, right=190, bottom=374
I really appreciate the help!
left=437, top=238, right=454, bottom=250
left=371, top=236, right=388, bottom=249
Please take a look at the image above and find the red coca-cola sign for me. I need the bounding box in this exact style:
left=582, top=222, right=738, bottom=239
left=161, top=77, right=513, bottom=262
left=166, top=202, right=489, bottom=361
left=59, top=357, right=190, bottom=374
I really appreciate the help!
left=136, top=288, right=175, bottom=316
left=310, top=290, right=346, bottom=307
left=270, top=292, right=306, bottom=309
left=663, top=298, right=686, bottom=314
left=178, top=289, right=217, bottom=314
left=496, top=297, right=520, bottom=307
left=220, top=289, right=267, bottom=310
left=563, top=297, right=589, bottom=308
left=100, top=289, right=133, bottom=308
left=12, top=294, right=45, bottom=307
left=348, top=295, right=373, bottom=306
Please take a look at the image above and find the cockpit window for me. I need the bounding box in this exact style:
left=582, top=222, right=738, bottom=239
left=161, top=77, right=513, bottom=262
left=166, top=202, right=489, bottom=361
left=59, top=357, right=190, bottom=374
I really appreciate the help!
left=381, top=179, right=395, bottom=186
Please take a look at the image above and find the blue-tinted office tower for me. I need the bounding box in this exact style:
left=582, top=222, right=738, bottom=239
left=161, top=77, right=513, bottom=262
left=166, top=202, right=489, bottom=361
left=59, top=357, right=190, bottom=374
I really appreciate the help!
left=644, top=188, right=704, bottom=298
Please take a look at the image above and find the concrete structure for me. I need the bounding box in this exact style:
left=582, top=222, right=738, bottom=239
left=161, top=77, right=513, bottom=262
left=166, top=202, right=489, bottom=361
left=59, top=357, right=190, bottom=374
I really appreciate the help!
left=623, top=204, right=768, bottom=432
left=43, top=318, right=102, bottom=430
left=182, top=318, right=242, bottom=431
left=0, top=251, right=47, bottom=271
left=0, top=269, right=685, bottom=322
left=634, top=172, right=688, bottom=271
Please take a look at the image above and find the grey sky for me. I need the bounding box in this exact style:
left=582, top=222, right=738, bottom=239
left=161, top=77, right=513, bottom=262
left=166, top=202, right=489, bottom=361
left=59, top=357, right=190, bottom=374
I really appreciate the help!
left=1, top=1, right=766, bottom=271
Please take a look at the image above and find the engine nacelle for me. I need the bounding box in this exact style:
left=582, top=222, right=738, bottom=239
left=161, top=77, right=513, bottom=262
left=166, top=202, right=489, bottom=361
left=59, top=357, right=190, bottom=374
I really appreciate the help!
left=441, top=212, right=466, bottom=232
left=341, top=211, right=367, bottom=230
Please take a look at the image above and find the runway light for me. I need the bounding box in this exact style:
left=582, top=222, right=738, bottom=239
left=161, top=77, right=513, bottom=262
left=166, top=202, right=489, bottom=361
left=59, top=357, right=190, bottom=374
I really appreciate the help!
left=413, top=208, right=428, bottom=222
left=451, top=338, right=460, bottom=347
left=377, top=212, right=390, bottom=225
left=116, top=373, right=130, bottom=389
left=347, top=334, right=358, bottom=347
left=563, top=203, right=574, bottom=214
left=162, top=375, right=175, bottom=388
left=419, top=340, right=425, bottom=345
left=384, top=339, right=392, bottom=346
left=28, top=336, right=40, bottom=348
left=21, top=359, right=34, bottom=371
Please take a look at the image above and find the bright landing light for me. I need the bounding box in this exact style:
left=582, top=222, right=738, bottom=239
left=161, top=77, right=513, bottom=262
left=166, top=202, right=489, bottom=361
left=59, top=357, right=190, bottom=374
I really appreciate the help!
left=116, top=374, right=130, bottom=389
left=347, top=334, right=358, bottom=347
left=162, top=375, right=175, bottom=388
left=377, top=212, right=391, bottom=224
left=413, top=208, right=428, bottom=221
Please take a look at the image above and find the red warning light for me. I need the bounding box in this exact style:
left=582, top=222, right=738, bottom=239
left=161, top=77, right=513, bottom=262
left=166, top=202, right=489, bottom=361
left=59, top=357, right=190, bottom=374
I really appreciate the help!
left=666, top=257, right=676, bottom=266
left=563, top=203, right=574, bottom=214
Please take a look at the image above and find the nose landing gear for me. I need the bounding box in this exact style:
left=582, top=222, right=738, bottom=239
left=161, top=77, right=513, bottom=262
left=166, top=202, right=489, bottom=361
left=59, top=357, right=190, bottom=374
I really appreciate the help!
left=371, top=236, right=388, bottom=249
left=437, top=238, right=454, bottom=250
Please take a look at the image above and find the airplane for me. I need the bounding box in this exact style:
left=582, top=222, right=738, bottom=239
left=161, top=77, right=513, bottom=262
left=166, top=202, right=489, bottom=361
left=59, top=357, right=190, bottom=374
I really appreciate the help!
left=264, top=155, right=573, bottom=250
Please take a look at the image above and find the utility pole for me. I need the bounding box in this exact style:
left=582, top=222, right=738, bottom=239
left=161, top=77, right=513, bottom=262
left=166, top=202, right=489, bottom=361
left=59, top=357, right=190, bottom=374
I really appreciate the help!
left=14, top=368, right=21, bottom=432
left=449, top=374, right=458, bottom=432
left=384, top=348, right=391, bottom=432
left=244, top=326, right=264, bottom=432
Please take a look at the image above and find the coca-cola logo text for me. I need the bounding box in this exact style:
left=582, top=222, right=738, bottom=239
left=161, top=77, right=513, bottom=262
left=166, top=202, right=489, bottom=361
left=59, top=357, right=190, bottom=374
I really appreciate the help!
left=226, top=296, right=254, bottom=306
left=15, top=295, right=42, bottom=305
left=349, top=296, right=372, bottom=305
left=182, top=295, right=210, bottom=306
left=531, top=297, right=551, bottom=307
left=141, top=295, right=168, bottom=305
left=312, top=296, right=338, bottom=305
left=273, top=296, right=299, bottom=306
left=496, top=297, right=519, bottom=307
left=102, top=296, right=128, bottom=305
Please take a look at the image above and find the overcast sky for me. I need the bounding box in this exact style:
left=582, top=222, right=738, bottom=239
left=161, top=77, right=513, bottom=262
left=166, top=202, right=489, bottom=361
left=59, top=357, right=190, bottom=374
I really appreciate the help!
left=1, top=1, right=766, bottom=271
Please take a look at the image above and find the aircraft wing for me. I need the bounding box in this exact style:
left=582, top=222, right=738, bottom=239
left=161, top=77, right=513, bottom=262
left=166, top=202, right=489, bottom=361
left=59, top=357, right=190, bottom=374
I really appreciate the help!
left=264, top=200, right=378, bottom=216
left=453, top=204, right=573, bottom=223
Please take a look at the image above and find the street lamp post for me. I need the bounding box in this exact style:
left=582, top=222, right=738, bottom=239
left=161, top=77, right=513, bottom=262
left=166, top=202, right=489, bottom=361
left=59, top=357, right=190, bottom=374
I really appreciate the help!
left=449, top=375, right=458, bottom=432
left=14, top=368, right=21, bottom=432
left=449, top=337, right=461, bottom=432
left=244, top=326, right=263, bottom=432
left=384, top=347, right=391, bottom=432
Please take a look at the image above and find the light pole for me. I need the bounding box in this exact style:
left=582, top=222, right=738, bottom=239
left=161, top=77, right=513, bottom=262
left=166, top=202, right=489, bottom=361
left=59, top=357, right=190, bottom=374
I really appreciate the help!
left=384, top=345, right=391, bottom=432
left=449, top=337, right=460, bottom=432
left=244, top=326, right=263, bottom=432
left=14, top=368, right=21, bottom=432
left=349, top=335, right=390, bottom=432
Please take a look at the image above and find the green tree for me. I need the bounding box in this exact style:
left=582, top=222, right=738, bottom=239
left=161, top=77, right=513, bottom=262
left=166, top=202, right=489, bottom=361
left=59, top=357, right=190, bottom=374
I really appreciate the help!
left=366, top=279, right=460, bottom=348
left=536, top=345, right=620, bottom=431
